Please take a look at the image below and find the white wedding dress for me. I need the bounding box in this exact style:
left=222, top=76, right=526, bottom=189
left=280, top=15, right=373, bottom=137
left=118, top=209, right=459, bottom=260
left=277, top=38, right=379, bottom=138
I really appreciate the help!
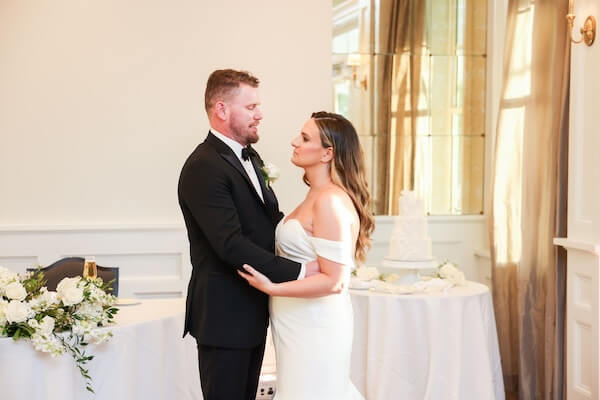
left=269, top=218, right=364, bottom=400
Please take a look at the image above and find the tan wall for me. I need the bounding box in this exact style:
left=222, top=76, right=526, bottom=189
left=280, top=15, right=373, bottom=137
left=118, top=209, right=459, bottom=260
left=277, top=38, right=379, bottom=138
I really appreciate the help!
left=0, top=0, right=332, bottom=225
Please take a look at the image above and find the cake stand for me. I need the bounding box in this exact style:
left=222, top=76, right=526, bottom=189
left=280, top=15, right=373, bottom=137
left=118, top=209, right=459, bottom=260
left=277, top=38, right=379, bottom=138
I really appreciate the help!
left=381, top=258, right=439, bottom=285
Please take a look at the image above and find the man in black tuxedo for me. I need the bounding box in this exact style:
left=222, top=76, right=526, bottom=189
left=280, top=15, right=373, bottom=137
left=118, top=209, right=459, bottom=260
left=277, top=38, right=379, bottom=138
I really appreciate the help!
left=178, top=69, right=315, bottom=399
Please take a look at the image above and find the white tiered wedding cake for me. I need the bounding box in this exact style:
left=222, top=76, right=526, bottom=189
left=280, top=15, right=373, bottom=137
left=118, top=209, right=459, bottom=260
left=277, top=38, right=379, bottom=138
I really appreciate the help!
left=382, top=191, right=437, bottom=283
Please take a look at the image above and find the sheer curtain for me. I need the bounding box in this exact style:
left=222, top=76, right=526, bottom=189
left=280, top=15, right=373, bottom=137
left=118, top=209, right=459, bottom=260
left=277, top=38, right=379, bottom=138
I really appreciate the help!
left=489, top=0, right=569, bottom=398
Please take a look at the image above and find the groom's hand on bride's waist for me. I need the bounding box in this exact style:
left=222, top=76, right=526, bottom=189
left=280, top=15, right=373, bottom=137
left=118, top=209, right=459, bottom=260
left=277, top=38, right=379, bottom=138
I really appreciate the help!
left=304, top=260, right=320, bottom=278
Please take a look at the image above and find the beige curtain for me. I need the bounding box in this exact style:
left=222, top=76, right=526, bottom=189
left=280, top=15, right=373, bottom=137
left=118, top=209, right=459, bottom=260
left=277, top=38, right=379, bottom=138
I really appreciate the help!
left=372, top=0, right=427, bottom=214
left=489, top=0, right=569, bottom=398
left=372, top=0, right=486, bottom=215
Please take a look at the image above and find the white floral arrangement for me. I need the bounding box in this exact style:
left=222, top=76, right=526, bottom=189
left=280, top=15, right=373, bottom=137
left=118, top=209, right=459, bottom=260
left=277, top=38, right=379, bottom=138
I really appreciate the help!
left=352, top=266, right=400, bottom=283
left=260, top=162, right=280, bottom=188
left=0, top=266, right=118, bottom=393
left=353, top=266, right=380, bottom=281
left=434, top=261, right=466, bottom=286
left=351, top=261, right=466, bottom=294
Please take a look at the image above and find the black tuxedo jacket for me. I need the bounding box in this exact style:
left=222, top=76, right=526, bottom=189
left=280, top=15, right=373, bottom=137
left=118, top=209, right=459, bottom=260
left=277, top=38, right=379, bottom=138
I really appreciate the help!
left=178, top=132, right=301, bottom=348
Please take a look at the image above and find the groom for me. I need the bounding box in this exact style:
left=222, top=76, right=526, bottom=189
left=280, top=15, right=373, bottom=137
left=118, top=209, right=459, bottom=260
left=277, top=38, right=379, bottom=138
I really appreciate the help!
left=178, top=69, right=315, bottom=399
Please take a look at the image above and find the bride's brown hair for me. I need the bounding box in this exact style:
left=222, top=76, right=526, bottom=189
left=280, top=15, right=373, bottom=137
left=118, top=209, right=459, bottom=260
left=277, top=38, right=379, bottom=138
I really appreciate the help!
left=308, top=111, right=374, bottom=262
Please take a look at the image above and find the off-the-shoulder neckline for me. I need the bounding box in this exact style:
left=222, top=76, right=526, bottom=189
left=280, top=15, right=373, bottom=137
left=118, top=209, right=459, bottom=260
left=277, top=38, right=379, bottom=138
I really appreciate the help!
left=280, top=218, right=346, bottom=245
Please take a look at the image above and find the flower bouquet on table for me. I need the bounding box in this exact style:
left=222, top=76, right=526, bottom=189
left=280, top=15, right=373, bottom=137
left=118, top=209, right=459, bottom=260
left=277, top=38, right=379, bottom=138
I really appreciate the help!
left=350, top=266, right=401, bottom=290
left=0, top=266, right=118, bottom=393
left=413, top=261, right=467, bottom=292
left=433, top=261, right=467, bottom=286
left=351, top=262, right=466, bottom=294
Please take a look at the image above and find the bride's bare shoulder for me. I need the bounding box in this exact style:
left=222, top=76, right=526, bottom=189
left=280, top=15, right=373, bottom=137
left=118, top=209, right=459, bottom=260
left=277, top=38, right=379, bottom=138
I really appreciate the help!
left=312, top=185, right=353, bottom=217
left=311, top=185, right=356, bottom=240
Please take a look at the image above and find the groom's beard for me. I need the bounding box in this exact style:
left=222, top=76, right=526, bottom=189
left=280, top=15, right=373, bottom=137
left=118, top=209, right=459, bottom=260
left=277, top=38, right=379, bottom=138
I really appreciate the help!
left=229, top=115, right=259, bottom=146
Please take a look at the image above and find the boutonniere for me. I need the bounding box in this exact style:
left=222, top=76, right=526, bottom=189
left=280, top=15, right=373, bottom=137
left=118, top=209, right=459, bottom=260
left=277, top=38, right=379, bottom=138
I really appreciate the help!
left=260, top=163, right=280, bottom=188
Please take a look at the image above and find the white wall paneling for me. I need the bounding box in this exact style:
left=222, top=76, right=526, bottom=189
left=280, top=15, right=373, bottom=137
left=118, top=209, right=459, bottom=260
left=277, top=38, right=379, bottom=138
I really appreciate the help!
left=554, top=240, right=599, bottom=400
left=1, top=214, right=490, bottom=300
left=367, top=215, right=489, bottom=285
left=0, top=225, right=190, bottom=299
left=554, top=0, right=600, bottom=397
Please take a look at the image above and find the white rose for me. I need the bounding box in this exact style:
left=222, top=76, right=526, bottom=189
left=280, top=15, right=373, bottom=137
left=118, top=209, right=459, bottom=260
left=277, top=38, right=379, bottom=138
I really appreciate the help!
left=262, top=163, right=280, bottom=181
left=355, top=266, right=380, bottom=281
left=5, top=301, right=34, bottom=323
left=261, top=163, right=280, bottom=188
left=57, top=277, right=84, bottom=306
left=61, top=287, right=84, bottom=306
left=0, top=266, right=19, bottom=295
left=438, top=263, right=466, bottom=286
left=44, top=290, right=58, bottom=305
left=5, top=282, right=27, bottom=301
left=0, top=299, right=8, bottom=325
left=38, top=316, right=56, bottom=335
left=56, top=276, right=80, bottom=293
left=35, top=289, right=58, bottom=309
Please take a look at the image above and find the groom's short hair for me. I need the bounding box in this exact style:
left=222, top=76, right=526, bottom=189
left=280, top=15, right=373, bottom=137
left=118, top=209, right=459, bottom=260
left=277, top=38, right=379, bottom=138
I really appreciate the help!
left=205, top=69, right=260, bottom=112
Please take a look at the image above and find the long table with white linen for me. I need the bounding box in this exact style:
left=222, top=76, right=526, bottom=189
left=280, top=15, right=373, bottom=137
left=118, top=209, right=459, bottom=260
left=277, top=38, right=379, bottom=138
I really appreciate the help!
left=0, top=298, right=201, bottom=400
left=349, top=281, right=505, bottom=400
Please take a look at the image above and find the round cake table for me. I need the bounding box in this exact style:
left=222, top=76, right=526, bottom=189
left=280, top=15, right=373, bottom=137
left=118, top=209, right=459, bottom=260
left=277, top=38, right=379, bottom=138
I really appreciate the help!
left=349, top=281, right=505, bottom=400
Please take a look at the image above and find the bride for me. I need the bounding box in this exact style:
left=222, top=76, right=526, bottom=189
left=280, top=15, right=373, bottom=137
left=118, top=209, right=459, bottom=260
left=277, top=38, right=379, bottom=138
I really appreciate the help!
left=238, top=111, right=374, bottom=400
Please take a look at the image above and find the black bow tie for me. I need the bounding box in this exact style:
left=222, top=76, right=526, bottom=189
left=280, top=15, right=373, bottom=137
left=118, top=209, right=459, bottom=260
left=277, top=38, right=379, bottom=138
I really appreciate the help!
left=241, top=145, right=257, bottom=161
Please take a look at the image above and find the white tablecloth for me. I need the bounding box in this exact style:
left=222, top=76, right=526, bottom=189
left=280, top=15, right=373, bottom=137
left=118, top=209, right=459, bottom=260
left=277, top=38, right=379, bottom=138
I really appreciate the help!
left=0, top=298, right=201, bottom=400
left=350, top=281, right=505, bottom=400
left=1, top=285, right=504, bottom=400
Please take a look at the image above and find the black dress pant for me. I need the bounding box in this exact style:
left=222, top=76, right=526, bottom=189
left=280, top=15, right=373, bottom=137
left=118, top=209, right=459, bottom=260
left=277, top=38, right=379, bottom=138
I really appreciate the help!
left=197, top=338, right=266, bottom=400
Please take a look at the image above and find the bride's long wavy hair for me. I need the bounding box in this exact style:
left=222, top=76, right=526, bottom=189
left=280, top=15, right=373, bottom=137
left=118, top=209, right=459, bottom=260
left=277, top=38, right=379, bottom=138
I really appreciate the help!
left=307, top=111, right=374, bottom=262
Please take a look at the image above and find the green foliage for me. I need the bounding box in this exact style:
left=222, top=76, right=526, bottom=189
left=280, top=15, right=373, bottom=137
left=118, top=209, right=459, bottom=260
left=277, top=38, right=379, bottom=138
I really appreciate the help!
left=21, top=267, right=46, bottom=300
left=1, top=269, right=119, bottom=394
left=3, top=322, right=35, bottom=339
left=57, top=333, right=97, bottom=393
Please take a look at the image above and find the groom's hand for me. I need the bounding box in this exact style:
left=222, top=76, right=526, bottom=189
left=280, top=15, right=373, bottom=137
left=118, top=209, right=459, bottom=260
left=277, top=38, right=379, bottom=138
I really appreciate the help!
left=304, top=260, right=320, bottom=278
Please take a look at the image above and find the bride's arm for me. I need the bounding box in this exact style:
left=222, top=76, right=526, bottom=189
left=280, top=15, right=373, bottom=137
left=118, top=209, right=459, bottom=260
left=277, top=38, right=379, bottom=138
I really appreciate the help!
left=239, top=190, right=351, bottom=298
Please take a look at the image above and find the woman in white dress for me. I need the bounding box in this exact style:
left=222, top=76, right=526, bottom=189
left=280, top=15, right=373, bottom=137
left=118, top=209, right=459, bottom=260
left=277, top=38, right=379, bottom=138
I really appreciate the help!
left=238, top=111, right=374, bottom=400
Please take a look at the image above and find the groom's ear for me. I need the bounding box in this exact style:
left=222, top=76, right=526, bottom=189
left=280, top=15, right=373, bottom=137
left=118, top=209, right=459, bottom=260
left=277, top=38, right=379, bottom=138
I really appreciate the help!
left=214, top=101, right=228, bottom=121
left=321, top=147, right=333, bottom=163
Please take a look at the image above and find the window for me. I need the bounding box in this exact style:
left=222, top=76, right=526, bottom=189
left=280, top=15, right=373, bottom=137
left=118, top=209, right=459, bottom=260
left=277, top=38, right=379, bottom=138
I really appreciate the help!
left=332, top=0, right=486, bottom=215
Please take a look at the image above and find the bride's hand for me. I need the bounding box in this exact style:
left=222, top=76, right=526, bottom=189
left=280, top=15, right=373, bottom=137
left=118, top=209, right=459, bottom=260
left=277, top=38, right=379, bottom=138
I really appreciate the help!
left=238, top=264, right=275, bottom=295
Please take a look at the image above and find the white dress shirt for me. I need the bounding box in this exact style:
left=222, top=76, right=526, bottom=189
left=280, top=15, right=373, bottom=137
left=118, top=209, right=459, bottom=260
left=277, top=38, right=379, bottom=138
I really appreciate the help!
left=210, top=129, right=264, bottom=202
left=209, top=129, right=306, bottom=279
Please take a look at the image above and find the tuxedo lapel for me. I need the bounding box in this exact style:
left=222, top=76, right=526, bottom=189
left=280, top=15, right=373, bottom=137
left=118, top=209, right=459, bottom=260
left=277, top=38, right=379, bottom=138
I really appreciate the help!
left=249, top=156, right=278, bottom=220
left=204, top=132, right=268, bottom=208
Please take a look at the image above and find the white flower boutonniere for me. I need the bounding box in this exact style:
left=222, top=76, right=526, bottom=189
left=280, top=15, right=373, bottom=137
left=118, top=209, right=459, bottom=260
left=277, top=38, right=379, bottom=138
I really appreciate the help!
left=260, top=163, right=280, bottom=188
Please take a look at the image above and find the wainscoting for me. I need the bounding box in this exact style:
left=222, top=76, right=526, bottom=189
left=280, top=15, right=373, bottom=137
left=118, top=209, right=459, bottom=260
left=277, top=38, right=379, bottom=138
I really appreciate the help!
left=0, top=215, right=491, bottom=299
left=553, top=240, right=599, bottom=400
left=0, top=224, right=190, bottom=299
left=365, top=215, right=491, bottom=286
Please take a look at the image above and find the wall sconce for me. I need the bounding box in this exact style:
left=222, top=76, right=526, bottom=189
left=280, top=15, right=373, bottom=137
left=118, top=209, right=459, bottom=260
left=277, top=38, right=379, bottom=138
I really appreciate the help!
left=567, top=0, right=596, bottom=46
left=346, top=54, right=368, bottom=90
